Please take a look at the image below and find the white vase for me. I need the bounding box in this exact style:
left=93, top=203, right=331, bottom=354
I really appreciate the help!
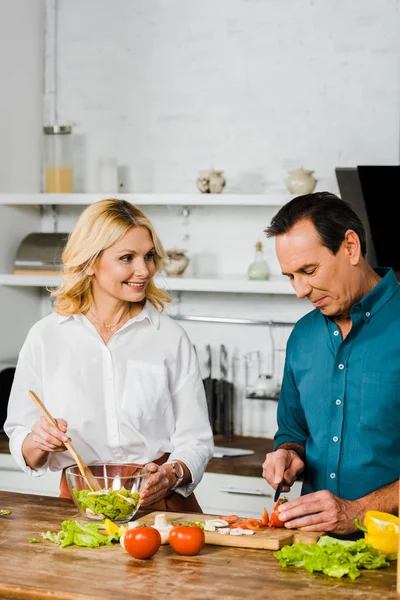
left=196, top=170, right=225, bottom=194
left=285, top=169, right=317, bottom=195
left=163, top=250, right=190, bottom=277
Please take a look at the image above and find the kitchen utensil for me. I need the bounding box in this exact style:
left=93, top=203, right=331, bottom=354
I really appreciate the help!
left=274, top=481, right=284, bottom=503
left=202, top=344, right=216, bottom=430
left=28, top=390, right=100, bottom=492
left=66, top=463, right=146, bottom=523
left=135, top=511, right=324, bottom=550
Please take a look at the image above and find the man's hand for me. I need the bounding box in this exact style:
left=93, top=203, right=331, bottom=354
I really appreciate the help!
left=262, top=448, right=305, bottom=493
left=139, top=463, right=176, bottom=506
left=277, top=490, right=362, bottom=534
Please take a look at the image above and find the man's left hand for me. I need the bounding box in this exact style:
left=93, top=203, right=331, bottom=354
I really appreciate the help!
left=277, top=490, right=362, bottom=535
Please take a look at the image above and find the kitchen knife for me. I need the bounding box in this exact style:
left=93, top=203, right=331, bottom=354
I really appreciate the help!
left=274, top=480, right=284, bottom=503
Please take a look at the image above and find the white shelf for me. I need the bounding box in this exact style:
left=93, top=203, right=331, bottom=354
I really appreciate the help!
left=0, top=273, right=294, bottom=294
left=0, top=192, right=291, bottom=207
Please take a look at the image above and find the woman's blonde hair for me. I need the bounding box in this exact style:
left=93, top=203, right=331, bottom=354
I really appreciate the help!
left=51, top=198, right=171, bottom=315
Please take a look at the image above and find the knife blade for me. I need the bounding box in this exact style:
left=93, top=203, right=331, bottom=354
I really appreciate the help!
left=274, top=480, right=284, bottom=503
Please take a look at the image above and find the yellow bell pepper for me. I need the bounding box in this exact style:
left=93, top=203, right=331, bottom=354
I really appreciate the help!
left=355, top=511, right=399, bottom=556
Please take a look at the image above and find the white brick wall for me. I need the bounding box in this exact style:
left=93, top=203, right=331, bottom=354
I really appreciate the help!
left=52, top=0, right=400, bottom=193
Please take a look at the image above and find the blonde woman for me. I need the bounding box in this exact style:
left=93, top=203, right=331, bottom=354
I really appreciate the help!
left=5, top=199, right=214, bottom=511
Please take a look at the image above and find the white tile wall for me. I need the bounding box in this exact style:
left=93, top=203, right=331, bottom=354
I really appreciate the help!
left=51, top=0, right=400, bottom=193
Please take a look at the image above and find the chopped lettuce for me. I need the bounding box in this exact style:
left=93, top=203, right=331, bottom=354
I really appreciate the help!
left=274, top=535, right=391, bottom=579
left=73, top=488, right=140, bottom=521
left=41, top=519, right=120, bottom=548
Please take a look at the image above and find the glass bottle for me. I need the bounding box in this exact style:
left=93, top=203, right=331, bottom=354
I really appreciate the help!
left=43, top=125, right=73, bottom=193
left=247, top=241, right=270, bottom=280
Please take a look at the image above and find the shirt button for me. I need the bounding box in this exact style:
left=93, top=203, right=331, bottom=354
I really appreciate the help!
left=365, top=312, right=370, bottom=317
left=330, top=473, right=336, bottom=479
left=338, top=364, right=344, bottom=370
left=333, top=330, right=339, bottom=336
left=332, top=436, right=339, bottom=442
left=335, top=399, right=341, bottom=405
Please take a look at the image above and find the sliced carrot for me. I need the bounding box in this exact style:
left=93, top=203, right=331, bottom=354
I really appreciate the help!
left=219, top=514, right=240, bottom=524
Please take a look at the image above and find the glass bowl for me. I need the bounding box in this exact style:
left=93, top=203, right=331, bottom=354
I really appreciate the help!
left=66, top=463, right=147, bottom=524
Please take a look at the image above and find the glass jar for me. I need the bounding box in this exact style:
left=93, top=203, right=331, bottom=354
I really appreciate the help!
left=97, top=157, right=118, bottom=193
left=43, top=125, right=73, bottom=193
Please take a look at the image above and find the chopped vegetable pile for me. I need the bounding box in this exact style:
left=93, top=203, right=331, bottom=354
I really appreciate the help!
left=274, top=535, right=391, bottom=579
left=170, top=520, right=205, bottom=530
left=73, top=488, right=140, bottom=521
left=0, top=509, right=12, bottom=516
left=41, top=520, right=120, bottom=548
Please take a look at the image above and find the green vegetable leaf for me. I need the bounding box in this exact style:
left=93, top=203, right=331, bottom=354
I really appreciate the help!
left=73, top=489, right=140, bottom=521
left=28, top=538, right=41, bottom=543
left=41, top=519, right=120, bottom=548
left=274, top=535, right=390, bottom=579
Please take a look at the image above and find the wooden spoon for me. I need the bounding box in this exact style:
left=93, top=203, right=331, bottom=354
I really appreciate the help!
left=28, top=390, right=100, bottom=492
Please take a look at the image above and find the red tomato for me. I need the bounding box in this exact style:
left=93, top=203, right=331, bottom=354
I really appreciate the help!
left=168, top=525, right=205, bottom=556
left=219, top=514, right=239, bottom=524
left=268, top=498, right=288, bottom=528
left=123, top=527, right=161, bottom=559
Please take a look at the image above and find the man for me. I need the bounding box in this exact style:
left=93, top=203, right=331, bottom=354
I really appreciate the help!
left=262, top=191, right=399, bottom=535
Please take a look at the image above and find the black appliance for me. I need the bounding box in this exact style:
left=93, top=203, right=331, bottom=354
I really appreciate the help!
left=336, top=166, right=400, bottom=280
left=0, top=361, right=16, bottom=432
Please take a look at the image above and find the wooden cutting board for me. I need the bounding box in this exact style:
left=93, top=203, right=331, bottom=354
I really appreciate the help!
left=134, top=511, right=324, bottom=551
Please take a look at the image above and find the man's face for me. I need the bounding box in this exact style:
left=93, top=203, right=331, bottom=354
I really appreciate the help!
left=275, top=218, right=357, bottom=318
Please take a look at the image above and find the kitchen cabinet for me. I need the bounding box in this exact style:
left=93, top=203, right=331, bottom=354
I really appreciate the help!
left=195, top=472, right=302, bottom=518
left=0, top=453, right=59, bottom=497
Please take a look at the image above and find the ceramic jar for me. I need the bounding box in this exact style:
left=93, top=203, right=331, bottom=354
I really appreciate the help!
left=163, top=249, right=190, bottom=277
left=196, top=170, right=226, bottom=194
left=285, top=168, right=317, bottom=195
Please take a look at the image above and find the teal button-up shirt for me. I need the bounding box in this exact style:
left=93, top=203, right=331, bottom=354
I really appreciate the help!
left=274, top=267, right=400, bottom=500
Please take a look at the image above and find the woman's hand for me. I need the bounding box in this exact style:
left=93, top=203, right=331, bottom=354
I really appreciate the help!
left=30, top=416, right=69, bottom=453
left=139, top=463, right=177, bottom=506
left=22, top=416, right=69, bottom=470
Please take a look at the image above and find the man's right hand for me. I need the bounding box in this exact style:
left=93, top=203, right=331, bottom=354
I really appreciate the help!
left=262, top=448, right=305, bottom=492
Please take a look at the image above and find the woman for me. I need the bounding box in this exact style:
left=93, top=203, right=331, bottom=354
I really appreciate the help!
left=5, top=199, right=214, bottom=511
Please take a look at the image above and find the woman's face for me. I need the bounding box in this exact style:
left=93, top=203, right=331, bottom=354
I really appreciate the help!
left=90, top=226, right=157, bottom=305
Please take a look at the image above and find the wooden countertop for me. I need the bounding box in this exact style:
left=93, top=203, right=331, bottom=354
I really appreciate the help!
left=0, top=490, right=397, bottom=600
left=0, top=433, right=272, bottom=478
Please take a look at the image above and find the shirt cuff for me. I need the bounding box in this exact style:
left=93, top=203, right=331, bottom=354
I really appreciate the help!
left=167, top=446, right=211, bottom=498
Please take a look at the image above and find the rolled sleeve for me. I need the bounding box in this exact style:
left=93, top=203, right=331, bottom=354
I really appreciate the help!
left=274, top=351, right=309, bottom=451
left=167, top=364, right=214, bottom=497
left=4, top=349, right=50, bottom=477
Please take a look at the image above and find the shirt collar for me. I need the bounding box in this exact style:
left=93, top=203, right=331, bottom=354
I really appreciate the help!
left=351, top=267, right=399, bottom=322
left=58, top=300, right=161, bottom=329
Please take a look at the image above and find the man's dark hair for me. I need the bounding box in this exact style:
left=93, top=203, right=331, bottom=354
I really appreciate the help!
left=264, top=191, right=367, bottom=257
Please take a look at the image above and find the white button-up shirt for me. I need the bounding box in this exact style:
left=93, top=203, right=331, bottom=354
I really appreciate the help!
left=5, top=302, right=214, bottom=497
